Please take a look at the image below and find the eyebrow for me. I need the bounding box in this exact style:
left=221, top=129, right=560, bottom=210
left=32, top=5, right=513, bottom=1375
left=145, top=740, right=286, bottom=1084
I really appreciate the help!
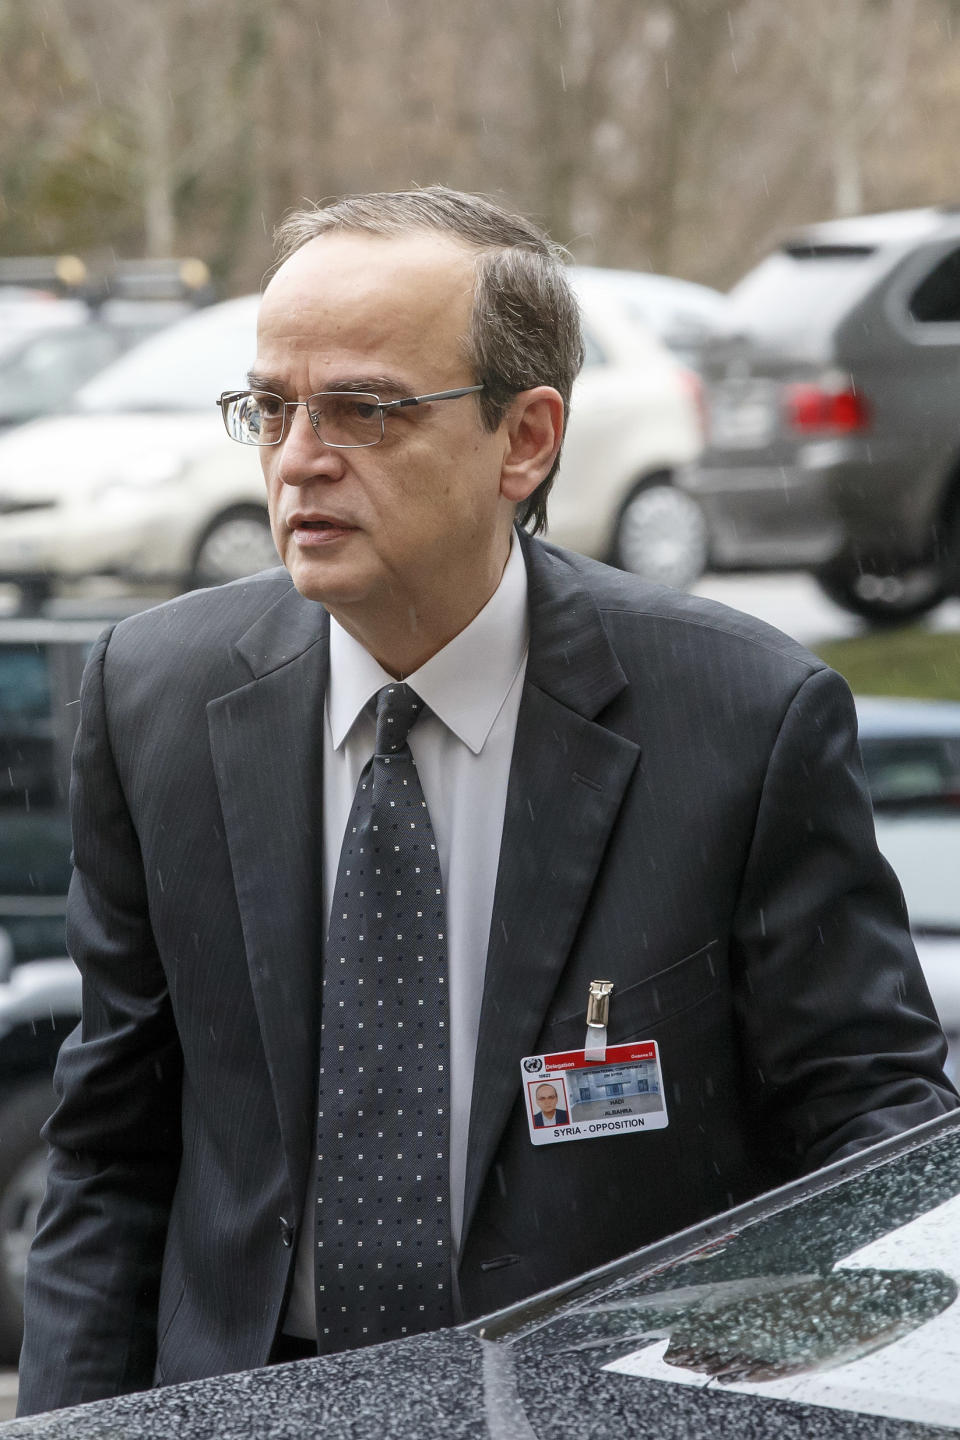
left=244, top=371, right=407, bottom=398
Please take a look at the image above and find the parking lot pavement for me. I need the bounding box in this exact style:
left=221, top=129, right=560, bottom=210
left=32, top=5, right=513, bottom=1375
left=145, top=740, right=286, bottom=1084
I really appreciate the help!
left=0, top=1370, right=18, bottom=1421
left=693, top=571, right=960, bottom=647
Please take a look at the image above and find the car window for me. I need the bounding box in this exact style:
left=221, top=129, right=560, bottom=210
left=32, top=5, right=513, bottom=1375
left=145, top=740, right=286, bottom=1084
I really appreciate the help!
left=909, top=247, right=960, bottom=322
left=0, top=644, right=56, bottom=806
left=0, top=642, right=79, bottom=963
left=728, top=247, right=881, bottom=343
left=860, top=736, right=960, bottom=804
left=0, top=327, right=122, bottom=420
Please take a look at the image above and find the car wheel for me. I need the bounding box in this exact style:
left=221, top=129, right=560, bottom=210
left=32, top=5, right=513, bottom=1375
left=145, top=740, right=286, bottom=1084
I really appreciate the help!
left=0, top=1079, right=55, bottom=1363
left=814, top=558, right=947, bottom=625
left=190, top=506, right=278, bottom=590
left=611, top=480, right=709, bottom=590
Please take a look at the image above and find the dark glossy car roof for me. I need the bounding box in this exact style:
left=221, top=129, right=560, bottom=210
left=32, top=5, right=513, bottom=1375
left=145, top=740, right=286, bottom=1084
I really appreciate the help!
left=5, top=1111, right=960, bottom=1438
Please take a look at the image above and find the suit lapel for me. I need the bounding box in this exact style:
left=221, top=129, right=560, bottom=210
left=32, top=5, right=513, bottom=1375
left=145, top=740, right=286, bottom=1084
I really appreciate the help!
left=207, top=586, right=329, bottom=1207
left=461, top=540, right=641, bottom=1243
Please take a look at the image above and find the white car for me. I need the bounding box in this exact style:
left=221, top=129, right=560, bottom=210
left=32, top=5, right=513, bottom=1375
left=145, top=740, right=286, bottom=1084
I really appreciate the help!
left=569, top=265, right=732, bottom=370
left=0, top=279, right=704, bottom=601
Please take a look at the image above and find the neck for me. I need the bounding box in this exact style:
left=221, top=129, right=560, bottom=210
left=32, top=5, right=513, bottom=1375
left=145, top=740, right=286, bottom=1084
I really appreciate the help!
left=333, top=537, right=513, bottom=677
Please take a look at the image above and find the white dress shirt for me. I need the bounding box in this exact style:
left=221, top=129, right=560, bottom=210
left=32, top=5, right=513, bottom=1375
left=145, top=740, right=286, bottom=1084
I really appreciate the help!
left=284, top=536, right=529, bottom=1338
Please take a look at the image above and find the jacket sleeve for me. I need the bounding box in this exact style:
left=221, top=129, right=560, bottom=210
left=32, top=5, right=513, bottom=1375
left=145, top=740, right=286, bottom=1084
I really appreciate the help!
left=732, top=663, right=958, bottom=1174
left=17, top=630, right=183, bottom=1416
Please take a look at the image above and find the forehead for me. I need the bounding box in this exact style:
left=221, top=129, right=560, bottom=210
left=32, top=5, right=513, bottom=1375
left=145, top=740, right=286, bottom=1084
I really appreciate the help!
left=256, top=231, right=478, bottom=380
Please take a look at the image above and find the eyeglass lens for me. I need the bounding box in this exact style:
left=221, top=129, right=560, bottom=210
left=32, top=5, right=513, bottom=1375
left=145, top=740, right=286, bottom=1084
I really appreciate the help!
left=224, top=392, right=383, bottom=448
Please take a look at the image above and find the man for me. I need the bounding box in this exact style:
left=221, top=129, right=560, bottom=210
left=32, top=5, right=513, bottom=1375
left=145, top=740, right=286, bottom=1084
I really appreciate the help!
left=533, top=1084, right=569, bottom=1128
left=18, top=187, right=957, bottom=1415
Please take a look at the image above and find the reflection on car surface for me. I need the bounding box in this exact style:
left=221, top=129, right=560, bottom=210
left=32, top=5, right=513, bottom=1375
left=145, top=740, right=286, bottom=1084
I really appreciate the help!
left=476, top=1110, right=960, bottom=1437
left=684, top=205, right=960, bottom=624
left=4, top=1110, right=959, bottom=1436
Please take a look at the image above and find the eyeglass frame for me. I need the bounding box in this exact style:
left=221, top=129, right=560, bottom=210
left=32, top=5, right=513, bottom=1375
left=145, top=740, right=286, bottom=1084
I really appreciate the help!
left=216, top=383, right=486, bottom=449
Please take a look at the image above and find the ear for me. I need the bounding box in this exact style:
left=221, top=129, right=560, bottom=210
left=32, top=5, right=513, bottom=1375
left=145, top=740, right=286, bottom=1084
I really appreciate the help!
left=499, top=387, right=565, bottom=503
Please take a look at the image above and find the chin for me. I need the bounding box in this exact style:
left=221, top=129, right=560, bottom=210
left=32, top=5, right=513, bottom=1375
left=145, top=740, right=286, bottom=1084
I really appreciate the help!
left=285, top=556, right=367, bottom=610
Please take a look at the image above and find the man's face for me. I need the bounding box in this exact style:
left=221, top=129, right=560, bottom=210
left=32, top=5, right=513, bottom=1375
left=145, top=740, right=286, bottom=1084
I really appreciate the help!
left=254, top=231, right=516, bottom=652
left=536, top=1085, right=559, bottom=1118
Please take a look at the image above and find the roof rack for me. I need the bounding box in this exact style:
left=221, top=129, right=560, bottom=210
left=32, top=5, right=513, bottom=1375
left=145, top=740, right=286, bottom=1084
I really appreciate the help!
left=93, top=258, right=214, bottom=306
left=0, top=255, right=215, bottom=308
left=0, top=255, right=88, bottom=296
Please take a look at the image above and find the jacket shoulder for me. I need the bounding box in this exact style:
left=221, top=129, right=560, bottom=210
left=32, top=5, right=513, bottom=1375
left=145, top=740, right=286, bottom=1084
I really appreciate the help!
left=531, top=537, right=825, bottom=684
left=101, top=568, right=298, bottom=665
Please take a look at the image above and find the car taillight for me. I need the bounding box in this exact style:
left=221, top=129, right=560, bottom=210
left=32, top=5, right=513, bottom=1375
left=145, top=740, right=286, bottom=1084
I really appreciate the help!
left=679, top=367, right=707, bottom=441
left=784, top=381, right=870, bottom=434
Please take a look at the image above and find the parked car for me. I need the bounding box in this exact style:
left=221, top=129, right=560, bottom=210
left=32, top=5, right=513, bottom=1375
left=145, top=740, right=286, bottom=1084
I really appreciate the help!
left=855, top=696, right=960, bottom=1082
left=570, top=264, right=732, bottom=370
left=856, top=694, right=960, bottom=806
left=0, top=258, right=91, bottom=366
left=3, top=1108, right=959, bottom=1435
left=0, top=292, right=91, bottom=365
left=683, top=205, right=960, bottom=623
left=1, top=665, right=958, bottom=1367
left=0, top=315, right=164, bottom=433
left=0, top=608, right=146, bottom=1361
left=0, top=959, right=80, bottom=1364
left=0, top=256, right=212, bottom=373
left=0, top=276, right=706, bottom=605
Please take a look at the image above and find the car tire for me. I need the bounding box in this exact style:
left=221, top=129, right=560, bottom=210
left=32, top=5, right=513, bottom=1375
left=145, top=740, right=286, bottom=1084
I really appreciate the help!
left=611, top=479, right=709, bottom=591
left=814, top=557, right=948, bottom=626
left=189, top=506, right=278, bottom=590
left=0, top=1078, right=55, bottom=1363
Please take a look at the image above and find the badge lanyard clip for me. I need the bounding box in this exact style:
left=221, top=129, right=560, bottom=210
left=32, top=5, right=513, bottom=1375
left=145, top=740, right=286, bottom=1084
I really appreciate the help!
left=584, top=979, right=614, bottom=1062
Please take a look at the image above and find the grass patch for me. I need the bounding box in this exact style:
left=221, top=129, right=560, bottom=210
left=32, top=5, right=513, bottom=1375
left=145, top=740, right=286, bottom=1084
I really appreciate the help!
left=814, top=628, right=960, bottom=700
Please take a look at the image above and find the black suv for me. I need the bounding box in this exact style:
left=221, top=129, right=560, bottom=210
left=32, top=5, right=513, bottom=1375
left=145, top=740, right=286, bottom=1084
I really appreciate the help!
left=683, top=206, right=960, bottom=623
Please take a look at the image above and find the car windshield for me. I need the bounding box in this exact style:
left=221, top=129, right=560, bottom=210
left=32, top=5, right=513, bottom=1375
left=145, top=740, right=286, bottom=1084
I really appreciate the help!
left=75, top=297, right=258, bottom=415
left=0, top=327, right=126, bottom=422
left=728, top=248, right=884, bottom=349
left=475, top=1114, right=960, bottom=1435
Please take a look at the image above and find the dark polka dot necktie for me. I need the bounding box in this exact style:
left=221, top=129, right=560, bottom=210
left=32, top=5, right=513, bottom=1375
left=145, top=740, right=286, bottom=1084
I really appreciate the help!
left=315, top=682, right=452, bottom=1352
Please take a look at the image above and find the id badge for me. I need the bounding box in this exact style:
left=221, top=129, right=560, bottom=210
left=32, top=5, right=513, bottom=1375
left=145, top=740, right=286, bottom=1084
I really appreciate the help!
left=521, top=1040, right=668, bottom=1146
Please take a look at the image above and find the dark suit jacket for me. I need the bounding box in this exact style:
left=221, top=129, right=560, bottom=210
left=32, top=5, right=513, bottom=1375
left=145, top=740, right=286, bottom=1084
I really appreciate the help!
left=18, top=534, right=957, bottom=1413
left=533, top=1110, right=569, bottom=1128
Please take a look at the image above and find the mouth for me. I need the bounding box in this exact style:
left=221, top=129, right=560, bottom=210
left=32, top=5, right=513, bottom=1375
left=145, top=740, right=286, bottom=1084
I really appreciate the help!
left=288, top=515, right=358, bottom=544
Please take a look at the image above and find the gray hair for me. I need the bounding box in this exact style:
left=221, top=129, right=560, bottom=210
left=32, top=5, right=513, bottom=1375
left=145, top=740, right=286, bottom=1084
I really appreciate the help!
left=273, top=187, right=585, bottom=534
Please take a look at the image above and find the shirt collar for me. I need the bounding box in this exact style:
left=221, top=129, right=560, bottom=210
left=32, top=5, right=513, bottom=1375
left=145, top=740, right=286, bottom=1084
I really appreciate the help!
left=328, top=534, right=529, bottom=756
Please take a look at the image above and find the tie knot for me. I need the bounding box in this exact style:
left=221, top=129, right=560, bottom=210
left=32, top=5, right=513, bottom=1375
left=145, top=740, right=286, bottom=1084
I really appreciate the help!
left=374, top=683, right=425, bottom=755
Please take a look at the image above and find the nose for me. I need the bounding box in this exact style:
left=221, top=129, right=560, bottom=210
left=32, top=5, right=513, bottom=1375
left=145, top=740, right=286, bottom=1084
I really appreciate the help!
left=274, top=402, right=347, bottom=488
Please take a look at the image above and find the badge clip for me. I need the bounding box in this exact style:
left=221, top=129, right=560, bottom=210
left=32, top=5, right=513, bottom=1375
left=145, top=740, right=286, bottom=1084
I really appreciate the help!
left=584, top=979, right=614, bottom=1062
